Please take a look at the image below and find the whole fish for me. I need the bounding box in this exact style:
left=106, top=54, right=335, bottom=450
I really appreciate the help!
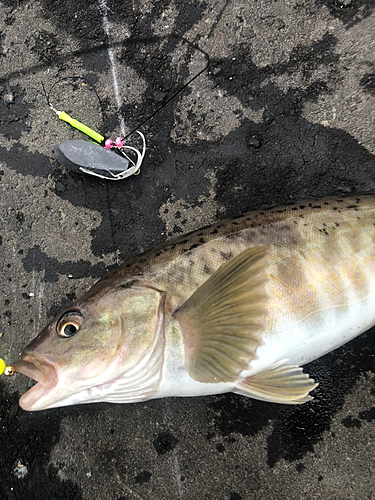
left=10, top=195, right=375, bottom=411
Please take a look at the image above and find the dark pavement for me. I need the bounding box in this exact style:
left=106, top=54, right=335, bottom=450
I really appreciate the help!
left=0, top=1, right=374, bottom=499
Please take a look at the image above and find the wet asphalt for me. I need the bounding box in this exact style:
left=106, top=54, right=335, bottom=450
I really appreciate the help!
left=0, top=1, right=374, bottom=499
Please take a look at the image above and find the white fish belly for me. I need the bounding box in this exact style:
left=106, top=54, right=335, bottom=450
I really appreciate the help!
left=155, top=330, right=234, bottom=398
left=247, top=265, right=375, bottom=375
left=249, top=299, right=374, bottom=375
left=155, top=371, right=233, bottom=399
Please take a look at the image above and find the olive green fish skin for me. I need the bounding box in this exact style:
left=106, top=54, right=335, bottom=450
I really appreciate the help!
left=15, top=194, right=375, bottom=410
left=88, top=194, right=375, bottom=316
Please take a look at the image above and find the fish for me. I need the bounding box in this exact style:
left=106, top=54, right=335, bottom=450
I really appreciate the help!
left=10, top=194, right=375, bottom=411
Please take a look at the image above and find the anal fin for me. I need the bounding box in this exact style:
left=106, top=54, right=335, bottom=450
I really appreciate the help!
left=233, top=359, right=318, bottom=404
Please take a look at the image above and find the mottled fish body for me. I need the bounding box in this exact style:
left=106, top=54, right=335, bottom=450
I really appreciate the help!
left=11, top=195, right=375, bottom=410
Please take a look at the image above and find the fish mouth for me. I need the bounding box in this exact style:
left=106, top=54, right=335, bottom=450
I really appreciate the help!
left=11, top=355, right=58, bottom=411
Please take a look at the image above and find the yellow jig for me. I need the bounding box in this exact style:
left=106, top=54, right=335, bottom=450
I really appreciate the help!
left=0, top=358, right=15, bottom=376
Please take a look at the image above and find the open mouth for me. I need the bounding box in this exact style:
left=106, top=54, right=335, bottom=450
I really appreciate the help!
left=11, top=355, right=58, bottom=411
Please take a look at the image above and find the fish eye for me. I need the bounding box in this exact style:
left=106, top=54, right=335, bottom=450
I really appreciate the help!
left=57, top=311, right=83, bottom=338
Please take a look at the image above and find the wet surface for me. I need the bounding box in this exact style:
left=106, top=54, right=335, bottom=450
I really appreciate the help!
left=0, top=0, right=374, bottom=499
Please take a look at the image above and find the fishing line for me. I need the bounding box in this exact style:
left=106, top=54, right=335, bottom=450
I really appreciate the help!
left=43, top=42, right=210, bottom=140
left=123, top=37, right=210, bottom=139
left=41, top=76, right=105, bottom=143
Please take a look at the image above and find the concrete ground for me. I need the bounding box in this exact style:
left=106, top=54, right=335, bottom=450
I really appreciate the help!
left=1, top=0, right=374, bottom=499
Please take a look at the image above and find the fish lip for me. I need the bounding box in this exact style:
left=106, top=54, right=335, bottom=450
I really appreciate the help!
left=12, top=355, right=59, bottom=411
left=13, top=354, right=57, bottom=386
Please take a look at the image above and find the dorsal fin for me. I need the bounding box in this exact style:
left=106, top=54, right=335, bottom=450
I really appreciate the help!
left=174, top=247, right=270, bottom=383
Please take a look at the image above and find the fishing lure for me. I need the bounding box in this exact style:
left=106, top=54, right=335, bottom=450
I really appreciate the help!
left=43, top=79, right=146, bottom=180
left=44, top=39, right=210, bottom=181
left=0, top=358, right=15, bottom=376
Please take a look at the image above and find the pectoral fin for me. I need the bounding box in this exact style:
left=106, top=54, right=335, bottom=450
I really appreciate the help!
left=233, top=359, right=318, bottom=404
left=174, top=246, right=269, bottom=383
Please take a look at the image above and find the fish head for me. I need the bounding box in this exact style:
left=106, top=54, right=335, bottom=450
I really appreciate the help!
left=12, top=282, right=165, bottom=411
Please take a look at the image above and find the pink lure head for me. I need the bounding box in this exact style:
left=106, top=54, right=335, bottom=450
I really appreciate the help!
left=114, top=137, right=124, bottom=148
left=104, top=139, right=114, bottom=149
